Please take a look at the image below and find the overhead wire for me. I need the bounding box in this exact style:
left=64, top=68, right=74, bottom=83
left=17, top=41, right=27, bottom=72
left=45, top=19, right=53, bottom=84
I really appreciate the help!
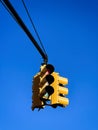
left=21, top=0, right=48, bottom=59
left=0, top=0, right=48, bottom=63
left=0, top=0, right=20, bottom=26
left=0, top=0, right=32, bottom=39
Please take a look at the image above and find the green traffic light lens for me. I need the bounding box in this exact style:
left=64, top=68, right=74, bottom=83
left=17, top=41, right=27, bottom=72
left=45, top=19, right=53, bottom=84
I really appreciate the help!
left=45, top=86, right=54, bottom=96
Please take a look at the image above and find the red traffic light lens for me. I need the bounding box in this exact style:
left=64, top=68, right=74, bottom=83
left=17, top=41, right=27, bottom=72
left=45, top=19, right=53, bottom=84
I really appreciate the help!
left=46, top=64, right=54, bottom=74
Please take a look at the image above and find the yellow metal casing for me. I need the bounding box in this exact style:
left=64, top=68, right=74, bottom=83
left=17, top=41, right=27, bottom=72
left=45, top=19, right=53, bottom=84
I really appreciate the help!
left=32, top=64, right=54, bottom=110
left=50, top=72, right=69, bottom=107
left=39, top=64, right=49, bottom=99
left=38, top=64, right=54, bottom=100
left=32, top=64, right=69, bottom=110
left=31, top=73, right=44, bottom=110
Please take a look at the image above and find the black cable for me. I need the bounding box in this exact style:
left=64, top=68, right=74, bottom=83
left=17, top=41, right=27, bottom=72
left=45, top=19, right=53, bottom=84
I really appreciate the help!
left=0, top=0, right=27, bottom=36
left=21, top=0, right=48, bottom=59
left=1, top=0, right=48, bottom=63
left=0, top=0, right=19, bottom=25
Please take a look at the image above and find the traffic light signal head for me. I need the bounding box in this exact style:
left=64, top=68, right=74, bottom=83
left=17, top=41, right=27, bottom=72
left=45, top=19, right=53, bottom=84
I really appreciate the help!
left=31, top=73, right=45, bottom=110
left=51, top=72, right=69, bottom=107
left=32, top=64, right=69, bottom=110
left=39, top=64, right=55, bottom=101
left=31, top=64, right=55, bottom=110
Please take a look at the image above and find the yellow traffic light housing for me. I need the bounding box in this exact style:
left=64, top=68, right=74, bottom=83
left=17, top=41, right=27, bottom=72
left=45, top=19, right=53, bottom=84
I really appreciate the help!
left=39, top=64, right=55, bottom=101
left=31, top=64, right=55, bottom=110
left=50, top=72, right=69, bottom=108
left=31, top=73, right=45, bottom=110
left=32, top=64, right=69, bottom=110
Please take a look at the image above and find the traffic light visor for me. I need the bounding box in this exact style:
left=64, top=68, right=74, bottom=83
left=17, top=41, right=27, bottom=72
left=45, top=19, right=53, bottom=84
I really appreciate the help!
left=59, top=77, right=68, bottom=85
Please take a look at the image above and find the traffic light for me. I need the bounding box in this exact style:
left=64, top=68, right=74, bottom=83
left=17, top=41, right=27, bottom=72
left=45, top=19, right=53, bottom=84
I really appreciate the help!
left=31, top=73, right=44, bottom=110
left=31, top=64, right=55, bottom=110
left=39, top=64, right=55, bottom=101
left=32, top=64, right=69, bottom=110
left=50, top=72, right=69, bottom=108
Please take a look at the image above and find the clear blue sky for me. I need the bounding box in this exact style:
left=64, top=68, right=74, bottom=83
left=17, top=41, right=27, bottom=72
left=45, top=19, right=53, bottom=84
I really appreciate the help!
left=0, top=0, right=98, bottom=130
